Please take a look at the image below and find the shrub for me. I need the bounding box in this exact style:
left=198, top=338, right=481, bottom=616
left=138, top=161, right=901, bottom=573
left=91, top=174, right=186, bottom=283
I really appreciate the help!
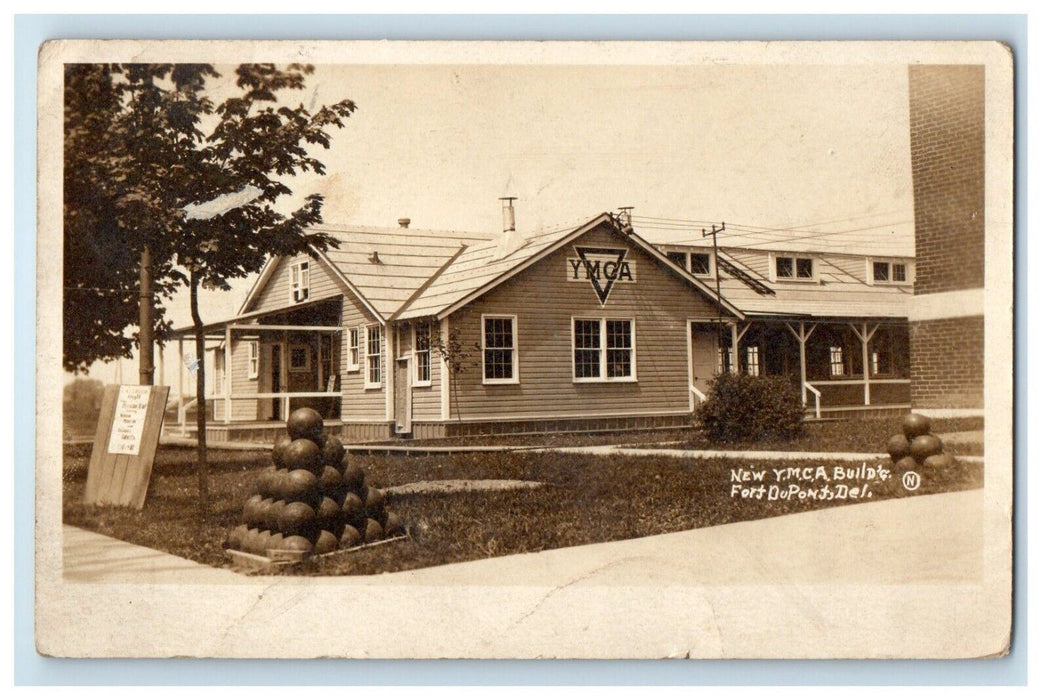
left=695, top=373, right=805, bottom=444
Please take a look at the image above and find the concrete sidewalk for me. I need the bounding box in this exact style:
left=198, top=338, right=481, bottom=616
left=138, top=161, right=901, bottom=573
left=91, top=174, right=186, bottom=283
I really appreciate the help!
left=542, top=444, right=984, bottom=464
left=64, top=489, right=982, bottom=586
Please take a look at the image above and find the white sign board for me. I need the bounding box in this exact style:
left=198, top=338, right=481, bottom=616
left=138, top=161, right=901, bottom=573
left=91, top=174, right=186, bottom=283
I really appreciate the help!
left=106, top=385, right=152, bottom=455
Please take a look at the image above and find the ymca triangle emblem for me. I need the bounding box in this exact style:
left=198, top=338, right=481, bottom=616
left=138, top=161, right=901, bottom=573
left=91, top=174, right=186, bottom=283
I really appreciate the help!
left=574, top=246, right=628, bottom=305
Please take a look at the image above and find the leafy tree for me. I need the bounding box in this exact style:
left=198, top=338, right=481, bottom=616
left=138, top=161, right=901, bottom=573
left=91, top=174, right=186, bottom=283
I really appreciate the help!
left=431, top=325, right=478, bottom=426
left=64, top=63, right=356, bottom=515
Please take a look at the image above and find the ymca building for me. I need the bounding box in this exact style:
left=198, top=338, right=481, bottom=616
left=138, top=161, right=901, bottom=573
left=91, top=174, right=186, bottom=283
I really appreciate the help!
left=171, top=202, right=915, bottom=442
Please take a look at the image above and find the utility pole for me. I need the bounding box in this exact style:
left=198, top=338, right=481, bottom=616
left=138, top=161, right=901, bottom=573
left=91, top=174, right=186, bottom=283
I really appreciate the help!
left=703, top=223, right=726, bottom=372
left=138, top=245, right=154, bottom=386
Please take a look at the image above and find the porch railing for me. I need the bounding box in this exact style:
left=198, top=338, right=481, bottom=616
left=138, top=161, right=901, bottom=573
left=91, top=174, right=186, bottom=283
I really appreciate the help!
left=177, top=391, right=341, bottom=434
left=690, top=385, right=707, bottom=404
left=804, top=382, right=822, bottom=420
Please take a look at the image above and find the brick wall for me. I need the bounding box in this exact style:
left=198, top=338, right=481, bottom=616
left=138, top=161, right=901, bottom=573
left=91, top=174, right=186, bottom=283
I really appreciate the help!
left=908, top=317, right=983, bottom=408
left=908, top=65, right=985, bottom=295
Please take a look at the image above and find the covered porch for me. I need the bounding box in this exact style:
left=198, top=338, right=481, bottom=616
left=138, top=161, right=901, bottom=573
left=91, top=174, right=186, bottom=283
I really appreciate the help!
left=169, top=298, right=346, bottom=434
left=689, top=316, right=911, bottom=419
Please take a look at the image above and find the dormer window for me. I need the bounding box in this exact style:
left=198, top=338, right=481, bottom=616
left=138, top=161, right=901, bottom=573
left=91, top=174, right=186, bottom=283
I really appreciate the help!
left=666, top=251, right=687, bottom=268
left=289, top=260, right=310, bottom=303
left=689, top=252, right=712, bottom=277
left=773, top=255, right=816, bottom=282
left=871, top=259, right=910, bottom=285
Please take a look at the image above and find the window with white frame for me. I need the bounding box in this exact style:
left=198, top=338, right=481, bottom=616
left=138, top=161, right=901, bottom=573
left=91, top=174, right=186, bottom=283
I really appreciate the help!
left=718, top=346, right=733, bottom=374
left=345, top=327, right=360, bottom=372
left=365, top=325, right=382, bottom=388
left=666, top=251, right=687, bottom=268
left=746, top=345, right=761, bottom=376
left=689, top=252, right=712, bottom=277
left=829, top=346, right=844, bottom=376
left=774, top=255, right=816, bottom=281
left=414, top=323, right=432, bottom=385
left=871, top=259, right=910, bottom=285
left=482, top=316, right=517, bottom=383
left=289, top=259, right=310, bottom=303
left=573, top=318, right=635, bottom=382
left=247, top=340, right=259, bottom=379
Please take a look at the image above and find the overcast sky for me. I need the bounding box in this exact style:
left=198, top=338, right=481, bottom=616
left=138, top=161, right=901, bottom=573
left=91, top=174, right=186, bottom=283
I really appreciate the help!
left=83, top=61, right=916, bottom=384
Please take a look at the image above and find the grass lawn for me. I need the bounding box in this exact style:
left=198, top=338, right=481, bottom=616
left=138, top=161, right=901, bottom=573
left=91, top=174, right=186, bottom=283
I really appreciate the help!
left=63, top=434, right=983, bottom=576
left=368, top=416, right=984, bottom=456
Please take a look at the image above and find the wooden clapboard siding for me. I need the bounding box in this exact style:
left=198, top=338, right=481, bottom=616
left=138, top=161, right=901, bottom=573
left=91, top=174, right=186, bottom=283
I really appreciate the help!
left=228, top=338, right=260, bottom=421
left=248, top=254, right=343, bottom=315
left=409, top=322, right=440, bottom=421
left=446, top=223, right=718, bottom=419
left=339, top=293, right=386, bottom=422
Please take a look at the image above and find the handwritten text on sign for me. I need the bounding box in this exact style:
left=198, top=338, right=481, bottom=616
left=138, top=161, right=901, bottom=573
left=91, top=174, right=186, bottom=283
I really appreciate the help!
left=106, top=385, right=152, bottom=455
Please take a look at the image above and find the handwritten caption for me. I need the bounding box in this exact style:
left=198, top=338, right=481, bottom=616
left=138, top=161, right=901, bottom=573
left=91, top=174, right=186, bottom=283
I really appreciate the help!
left=729, top=464, right=891, bottom=502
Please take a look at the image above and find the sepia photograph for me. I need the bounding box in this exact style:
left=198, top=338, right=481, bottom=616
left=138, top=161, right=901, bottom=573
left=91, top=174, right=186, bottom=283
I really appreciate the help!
left=35, top=39, right=1014, bottom=660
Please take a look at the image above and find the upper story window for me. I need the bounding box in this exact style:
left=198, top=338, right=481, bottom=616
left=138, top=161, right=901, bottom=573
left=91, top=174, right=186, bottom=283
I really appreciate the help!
left=289, top=259, right=310, bottom=303
left=666, top=251, right=687, bottom=268
left=871, top=259, right=911, bottom=285
left=774, top=255, right=816, bottom=282
left=482, top=315, right=518, bottom=384
left=664, top=250, right=714, bottom=278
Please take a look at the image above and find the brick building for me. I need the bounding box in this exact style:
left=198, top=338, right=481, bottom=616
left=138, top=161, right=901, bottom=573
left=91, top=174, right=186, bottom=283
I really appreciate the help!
left=907, top=65, right=985, bottom=410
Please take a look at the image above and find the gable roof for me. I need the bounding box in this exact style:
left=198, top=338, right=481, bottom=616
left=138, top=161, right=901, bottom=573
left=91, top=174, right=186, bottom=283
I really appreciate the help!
left=392, top=213, right=744, bottom=321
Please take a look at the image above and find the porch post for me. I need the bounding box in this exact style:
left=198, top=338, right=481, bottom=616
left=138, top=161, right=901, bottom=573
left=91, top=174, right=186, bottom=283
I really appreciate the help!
left=224, top=325, right=232, bottom=424
left=849, top=322, right=880, bottom=406
left=282, top=330, right=290, bottom=420
left=730, top=322, right=739, bottom=374
left=798, top=322, right=807, bottom=406
left=178, top=336, right=186, bottom=435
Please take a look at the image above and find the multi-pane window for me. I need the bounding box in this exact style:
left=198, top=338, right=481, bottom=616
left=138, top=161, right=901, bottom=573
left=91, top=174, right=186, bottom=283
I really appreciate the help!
left=289, top=260, right=310, bottom=303
left=289, top=344, right=311, bottom=373
left=345, top=328, right=360, bottom=372
left=666, top=251, right=687, bottom=268
left=573, top=318, right=635, bottom=381
left=775, top=255, right=815, bottom=281
left=573, top=319, right=602, bottom=379
left=365, top=325, right=382, bottom=387
left=414, top=324, right=431, bottom=385
left=746, top=345, right=760, bottom=376
left=247, top=340, right=259, bottom=379
left=718, top=347, right=733, bottom=374
left=829, top=346, right=844, bottom=376
left=872, top=260, right=910, bottom=284
left=482, top=316, right=517, bottom=383
left=690, top=252, right=711, bottom=276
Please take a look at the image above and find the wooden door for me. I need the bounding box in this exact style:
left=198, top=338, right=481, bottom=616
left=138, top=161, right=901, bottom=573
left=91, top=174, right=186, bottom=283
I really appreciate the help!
left=691, top=323, right=719, bottom=396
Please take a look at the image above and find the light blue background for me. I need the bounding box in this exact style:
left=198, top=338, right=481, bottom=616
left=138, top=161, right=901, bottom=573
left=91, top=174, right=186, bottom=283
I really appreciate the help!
left=14, top=13, right=1027, bottom=685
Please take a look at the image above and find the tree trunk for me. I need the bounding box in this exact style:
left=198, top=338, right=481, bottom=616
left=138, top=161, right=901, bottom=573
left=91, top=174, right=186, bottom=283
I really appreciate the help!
left=190, top=270, right=209, bottom=520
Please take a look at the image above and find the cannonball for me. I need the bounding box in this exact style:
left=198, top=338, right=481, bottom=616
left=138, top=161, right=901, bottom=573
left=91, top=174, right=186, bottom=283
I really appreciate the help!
left=321, top=436, right=346, bottom=467
left=316, top=496, right=342, bottom=530
left=902, top=413, right=933, bottom=440
left=895, top=456, right=919, bottom=472
left=281, top=535, right=313, bottom=555
left=283, top=469, right=319, bottom=503
left=266, top=531, right=285, bottom=553
left=277, top=501, right=317, bottom=538
left=284, top=438, right=322, bottom=473
left=253, top=530, right=272, bottom=555
left=287, top=407, right=324, bottom=442
left=272, top=434, right=293, bottom=468
left=313, top=529, right=339, bottom=556
left=342, top=459, right=366, bottom=492
left=257, top=466, right=278, bottom=498
left=263, top=499, right=286, bottom=532
left=242, top=494, right=264, bottom=525
left=341, top=491, right=365, bottom=525
left=923, top=453, right=955, bottom=470
left=363, top=518, right=384, bottom=543
left=339, top=526, right=363, bottom=549
left=887, top=434, right=911, bottom=462
left=910, top=434, right=943, bottom=464
left=229, top=524, right=249, bottom=550
left=384, top=511, right=405, bottom=536
left=364, top=487, right=386, bottom=519
left=318, top=465, right=343, bottom=495
left=250, top=498, right=274, bottom=529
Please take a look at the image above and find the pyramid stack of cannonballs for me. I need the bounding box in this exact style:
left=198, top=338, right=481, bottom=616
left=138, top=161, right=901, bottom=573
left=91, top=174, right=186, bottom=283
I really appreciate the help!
left=886, top=413, right=954, bottom=471
left=228, top=407, right=404, bottom=559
